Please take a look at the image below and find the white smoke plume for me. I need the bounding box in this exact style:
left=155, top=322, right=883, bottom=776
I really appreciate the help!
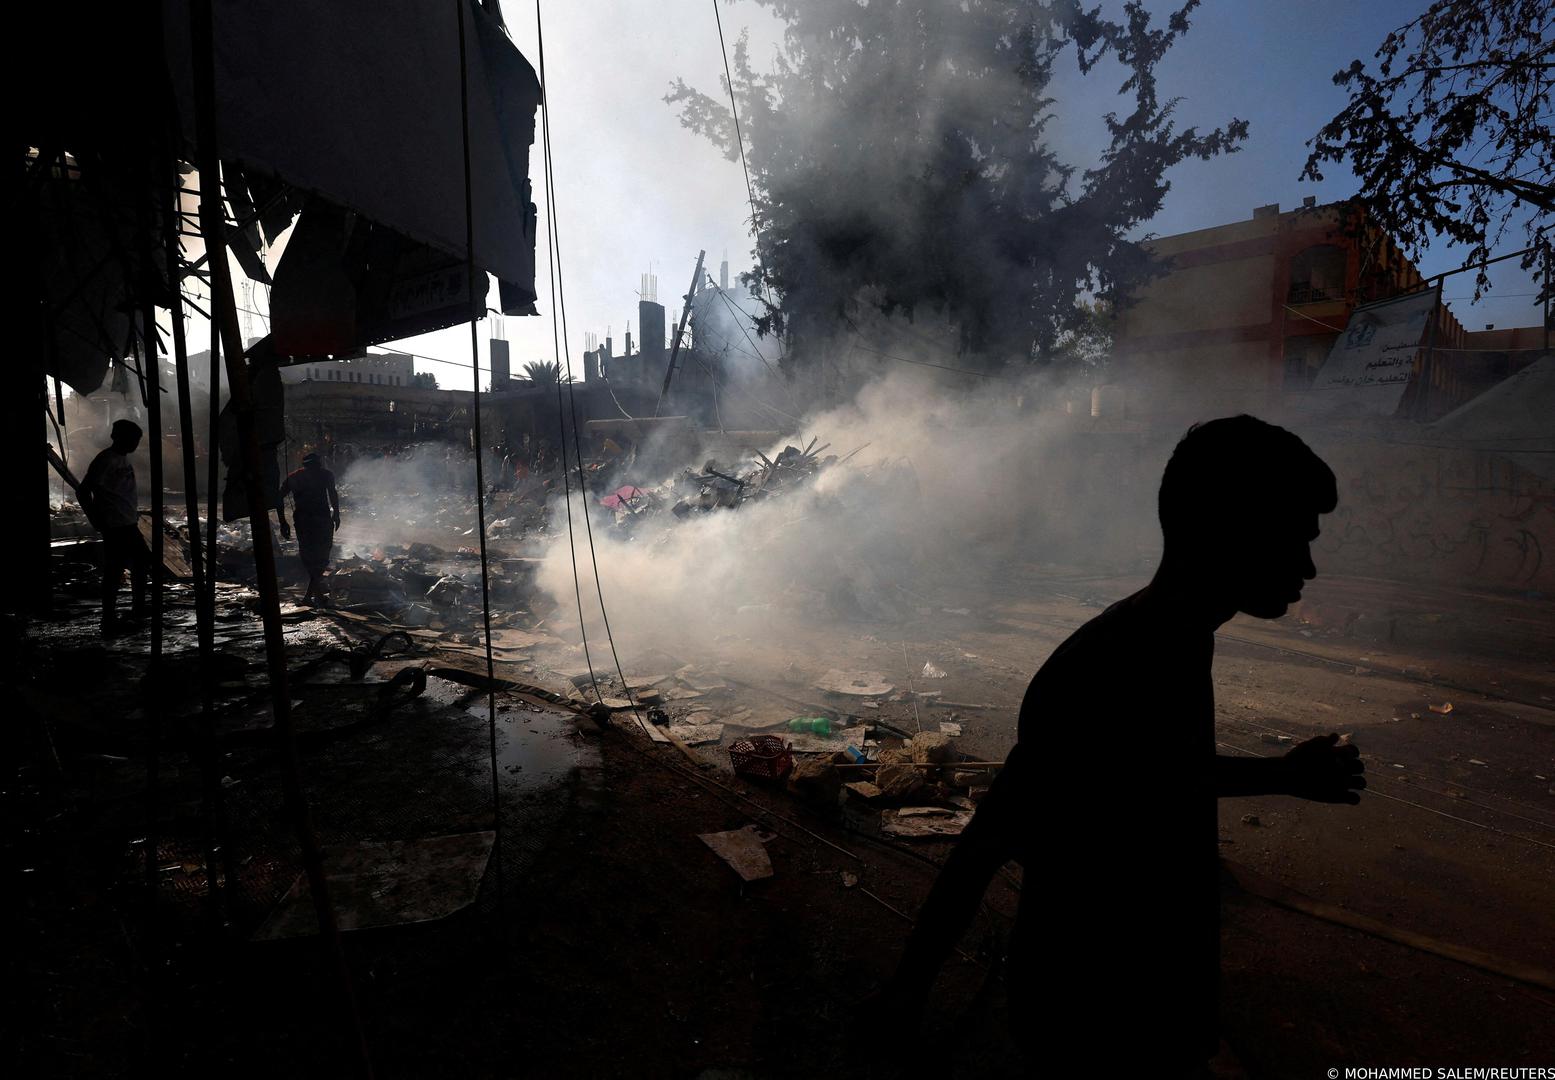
left=533, top=360, right=1160, bottom=669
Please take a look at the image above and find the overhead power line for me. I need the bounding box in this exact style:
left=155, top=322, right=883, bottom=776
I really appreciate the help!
left=535, top=0, right=640, bottom=726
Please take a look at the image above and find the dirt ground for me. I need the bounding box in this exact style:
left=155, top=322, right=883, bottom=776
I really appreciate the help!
left=7, top=555, right=1554, bottom=1077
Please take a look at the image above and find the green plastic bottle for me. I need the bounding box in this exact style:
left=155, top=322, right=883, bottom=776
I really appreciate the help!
left=787, top=716, right=831, bottom=735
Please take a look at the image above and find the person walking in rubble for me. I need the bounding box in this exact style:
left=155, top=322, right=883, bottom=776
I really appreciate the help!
left=79, top=418, right=151, bottom=636
left=277, top=451, right=340, bottom=606
left=874, top=415, right=1367, bottom=1075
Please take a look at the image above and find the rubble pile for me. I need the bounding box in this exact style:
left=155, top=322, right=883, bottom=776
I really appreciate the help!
left=563, top=657, right=999, bottom=841
left=324, top=542, right=541, bottom=631
left=335, top=479, right=553, bottom=548
left=597, top=437, right=839, bottom=530
left=672, top=438, right=834, bottom=516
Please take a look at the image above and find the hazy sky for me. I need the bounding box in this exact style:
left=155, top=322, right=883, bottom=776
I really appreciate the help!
left=245, top=0, right=1546, bottom=391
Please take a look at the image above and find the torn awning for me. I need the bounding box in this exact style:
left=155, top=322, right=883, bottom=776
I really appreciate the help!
left=162, top=0, right=540, bottom=304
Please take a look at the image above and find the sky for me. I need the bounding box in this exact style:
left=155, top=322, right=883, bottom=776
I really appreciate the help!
left=235, top=0, right=1546, bottom=392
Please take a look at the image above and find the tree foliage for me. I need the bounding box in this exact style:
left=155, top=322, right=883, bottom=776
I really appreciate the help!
left=1049, top=299, right=1114, bottom=375
left=667, top=0, right=1246, bottom=370
left=1302, top=0, right=1554, bottom=298
left=409, top=371, right=438, bottom=390
left=521, top=360, right=562, bottom=389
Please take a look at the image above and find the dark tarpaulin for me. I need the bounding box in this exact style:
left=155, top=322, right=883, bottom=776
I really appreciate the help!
left=27, top=1, right=541, bottom=388
left=161, top=0, right=541, bottom=355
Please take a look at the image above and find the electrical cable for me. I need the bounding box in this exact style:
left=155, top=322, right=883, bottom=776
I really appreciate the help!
left=535, top=0, right=643, bottom=727
left=707, top=275, right=801, bottom=408
left=708, top=0, right=782, bottom=328
left=687, top=347, right=800, bottom=424
left=848, top=341, right=1003, bottom=379
left=454, top=0, right=504, bottom=914
left=1281, top=305, right=1349, bottom=332
left=712, top=0, right=758, bottom=240
left=598, top=375, right=640, bottom=422
left=533, top=0, right=605, bottom=710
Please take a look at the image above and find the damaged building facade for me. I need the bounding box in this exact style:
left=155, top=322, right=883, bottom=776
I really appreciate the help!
left=1082, top=200, right=1555, bottom=592
left=1109, top=200, right=1546, bottom=419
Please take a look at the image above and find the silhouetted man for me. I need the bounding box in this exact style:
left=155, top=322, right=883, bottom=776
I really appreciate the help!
left=80, top=419, right=151, bottom=635
left=277, top=452, right=340, bottom=605
left=878, top=415, right=1366, bottom=1074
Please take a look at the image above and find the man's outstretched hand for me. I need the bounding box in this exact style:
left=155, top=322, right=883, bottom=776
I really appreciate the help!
left=1282, top=733, right=1366, bottom=804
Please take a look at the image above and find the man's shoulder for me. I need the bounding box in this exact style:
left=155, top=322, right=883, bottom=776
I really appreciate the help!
left=85, top=447, right=120, bottom=475
left=1048, top=595, right=1149, bottom=659
left=1026, top=591, right=1189, bottom=694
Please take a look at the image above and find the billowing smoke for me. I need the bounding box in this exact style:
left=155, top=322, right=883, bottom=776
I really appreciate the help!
left=534, top=357, right=1161, bottom=671
left=334, top=444, right=487, bottom=556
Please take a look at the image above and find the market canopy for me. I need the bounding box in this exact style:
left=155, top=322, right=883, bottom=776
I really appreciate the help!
left=163, top=0, right=539, bottom=296
left=27, top=0, right=542, bottom=392
left=162, top=0, right=542, bottom=356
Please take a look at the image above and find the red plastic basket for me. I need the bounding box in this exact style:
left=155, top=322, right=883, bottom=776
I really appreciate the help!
left=727, top=735, right=794, bottom=781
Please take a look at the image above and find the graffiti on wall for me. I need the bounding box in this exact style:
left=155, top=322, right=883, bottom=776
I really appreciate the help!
left=1315, top=443, right=1553, bottom=587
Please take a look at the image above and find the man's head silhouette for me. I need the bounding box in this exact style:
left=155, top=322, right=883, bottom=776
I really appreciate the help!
left=1158, top=415, right=1336, bottom=620
left=109, top=418, right=143, bottom=454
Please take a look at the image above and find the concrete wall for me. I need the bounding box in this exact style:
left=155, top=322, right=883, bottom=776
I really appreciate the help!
left=1305, top=432, right=1555, bottom=591
left=1008, top=420, right=1555, bottom=593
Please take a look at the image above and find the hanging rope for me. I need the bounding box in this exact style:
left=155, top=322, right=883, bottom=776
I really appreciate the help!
left=454, top=0, right=505, bottom=914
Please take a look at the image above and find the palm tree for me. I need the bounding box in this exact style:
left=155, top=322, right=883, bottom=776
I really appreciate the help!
left=521, top=360, right=561, bottom=390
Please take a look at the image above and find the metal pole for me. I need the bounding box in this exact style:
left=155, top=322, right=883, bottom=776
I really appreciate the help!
left=164, top=161, right=232, bottom=920
left=34, top=375, right=53, bottom=616
left=188, top=1, right=371, bottom=1072
left=54, top=376, right=68, bottom=468
left=138, top=227, right=167, bottom=906
left=655, top=249, right=705, bottom=416
left=206, top=301, right=220, bottom=606
left=454, top=0, right=504, bottom=921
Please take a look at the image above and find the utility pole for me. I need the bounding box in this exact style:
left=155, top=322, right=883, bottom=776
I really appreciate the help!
left=655, top=249, right=705, bottom=416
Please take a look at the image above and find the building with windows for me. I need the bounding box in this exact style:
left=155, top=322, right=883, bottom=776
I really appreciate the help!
left=1108, top=200, right=1503, bottom=418
left=278, top=351, right=416, bottom=388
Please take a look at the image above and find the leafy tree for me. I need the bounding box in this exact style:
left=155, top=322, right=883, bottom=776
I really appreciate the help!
left=1049, top=300, right=1114, bottom=375
left=409, top=371, right=439, bottom=390
left=1302, top=0, right=1554, bottom=298
left=667, top=0, right=1247, bottom=370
